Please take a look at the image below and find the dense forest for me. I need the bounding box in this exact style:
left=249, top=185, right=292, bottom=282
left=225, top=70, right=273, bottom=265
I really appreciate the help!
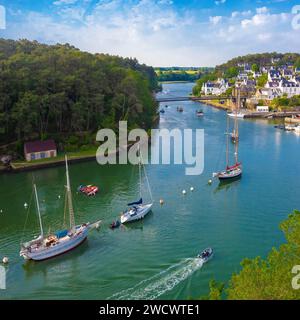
left=202, top=210, right=300, bottom=300
left=192, top=52, right=300, bottom=96
left=0, top=39, right=159, bottom=156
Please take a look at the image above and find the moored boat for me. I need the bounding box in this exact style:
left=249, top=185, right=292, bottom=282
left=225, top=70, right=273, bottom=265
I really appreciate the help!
left=120, top=145, right=153, bottom=224
left=213, top=87, right=242, bottom=182
left=196, top=110, right=204, bottom=117
left=20, top=156, right=101, bottom=261
left=78, top=184, right=99, bottom=196
left=228, top=112, right=244, bottom=119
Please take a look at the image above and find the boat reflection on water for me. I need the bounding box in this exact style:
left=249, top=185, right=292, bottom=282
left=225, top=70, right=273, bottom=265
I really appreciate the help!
left=214, top=177, right=241, bottom=194
left=119, top=210, right=154, bottom=232
left=22, top=239, right=89, bottom=278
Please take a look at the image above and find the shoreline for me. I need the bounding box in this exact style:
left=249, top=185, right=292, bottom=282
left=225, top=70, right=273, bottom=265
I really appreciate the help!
left=199, top=99, right=230, bottom=111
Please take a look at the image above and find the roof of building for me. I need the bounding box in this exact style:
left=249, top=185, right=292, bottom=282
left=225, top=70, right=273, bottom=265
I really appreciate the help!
left=268, top=81, right=280, bottom=87
left=281, top=81, right=300, bottom=87
left=24, top=139, right=57, bottom=154
left=269, top=70, right=281, bottom=77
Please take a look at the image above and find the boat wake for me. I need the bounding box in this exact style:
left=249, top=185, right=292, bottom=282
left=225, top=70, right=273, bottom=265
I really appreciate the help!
left=107, top=258, right=204, bottom=300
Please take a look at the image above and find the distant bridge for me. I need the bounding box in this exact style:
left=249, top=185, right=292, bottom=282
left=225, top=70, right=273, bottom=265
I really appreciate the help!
left=156, top=96, right=246, bottom=103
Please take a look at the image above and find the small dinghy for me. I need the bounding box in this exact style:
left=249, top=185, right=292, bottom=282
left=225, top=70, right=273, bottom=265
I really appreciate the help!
left=110, top=220, right=121, bottom=229
left=78, top=185, right=99, bottom=196
left=196, top=110, right=204, bottom=117
left=197, top=248, right=213, bottom=263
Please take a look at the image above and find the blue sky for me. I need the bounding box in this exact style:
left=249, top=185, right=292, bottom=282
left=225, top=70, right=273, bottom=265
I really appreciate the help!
left=0, top=0, right=299, bottom=66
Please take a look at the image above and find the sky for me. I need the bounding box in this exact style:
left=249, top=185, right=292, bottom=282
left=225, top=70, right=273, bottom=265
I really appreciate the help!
left=0, top=0, right=299, bottom=66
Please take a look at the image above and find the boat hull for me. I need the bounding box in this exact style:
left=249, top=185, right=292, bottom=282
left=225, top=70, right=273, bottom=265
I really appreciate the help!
left=21, top=227, right=89, bottom=261
left=228, top=113, right=244, bottom=119
left=218, top=169, right=242, bottom=181
left=120, top=203, right=153, bottom=224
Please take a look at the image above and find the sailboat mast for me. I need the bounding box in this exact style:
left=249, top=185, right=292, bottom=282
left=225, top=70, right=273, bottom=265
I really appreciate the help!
left=34, top=184, right=44, bottom=238
left=234, top=87, right=240, bottom=164
left=226, top=114, right=229, bottom=168
left=138, top=145, right=142, bottom=199
left=65, top=155, right=75, bottom=231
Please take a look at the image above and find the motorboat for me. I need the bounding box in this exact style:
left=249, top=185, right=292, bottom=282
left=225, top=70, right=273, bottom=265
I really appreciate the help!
left=197, top=248, right=214, bottom=263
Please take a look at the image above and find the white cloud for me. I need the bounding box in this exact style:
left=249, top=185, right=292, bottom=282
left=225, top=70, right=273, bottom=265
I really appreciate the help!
left=2, top=2, right=300, bottom=67
left=209, top=16, right=222, bottom=25
left=231, top=10, right=252, bottom=18
left=53, top=0, right=79, bottom=5
left=215, top=0, right=226, bottom=5
left=256, top=7, right=269, bottom=14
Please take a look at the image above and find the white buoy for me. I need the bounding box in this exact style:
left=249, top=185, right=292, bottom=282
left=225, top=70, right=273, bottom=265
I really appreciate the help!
left=190, top=187, right=194, bottom=192
left=159, top=199, right=164, bottom=205
left=58, top=195, right=61, bottom=199
left=182, top=190, right=187, bottom=195
left=0, top=209, right=3, bottom=213
left=24, top=202, right=28, bottom=208
left=208, top=179, right=212, bottom=185
left=2, top=256, right=9, bottom=264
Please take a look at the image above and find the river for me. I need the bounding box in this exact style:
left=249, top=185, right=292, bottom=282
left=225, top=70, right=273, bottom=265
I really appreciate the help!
left=0, top=82, right=299, bottom=299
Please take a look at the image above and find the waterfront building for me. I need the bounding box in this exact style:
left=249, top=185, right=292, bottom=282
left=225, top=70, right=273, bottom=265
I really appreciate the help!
left=256, top=106, right=269, bottom=112
left=201, top=78, right=229, bottom=95
left=278, top=79, right=300, bottom=97
left=24, top=140, right=57, bottom=161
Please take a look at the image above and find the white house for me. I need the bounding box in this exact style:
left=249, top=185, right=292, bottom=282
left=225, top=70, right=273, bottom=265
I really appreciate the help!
left=282, top=69, right=293, bottom=80
left=271, top=57, right=280, bottom=64
left=256, top=88, right=281, bottom=100
left=237, top=72, right=248, bottom=81
left=256, top=106, right=269, bottom=112
left=202, top=78, right=229, bottom=96
left=268, top=70, right=281, bottom=82
left=278, top=80, right=300, bottom=97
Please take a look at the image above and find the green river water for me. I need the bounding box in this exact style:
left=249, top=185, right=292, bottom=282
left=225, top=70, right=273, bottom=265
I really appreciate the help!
left=0, top=82, right=299, bottom=299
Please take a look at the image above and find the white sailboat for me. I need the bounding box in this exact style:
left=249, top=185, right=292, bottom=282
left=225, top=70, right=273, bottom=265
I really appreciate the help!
left=213, top=87, right=242, bottom=181
left=120, top=145, right=153, bottom=224
left=20, top=156, right=101, bottom=261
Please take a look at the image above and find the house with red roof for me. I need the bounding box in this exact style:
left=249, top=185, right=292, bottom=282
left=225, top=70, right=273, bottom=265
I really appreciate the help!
left=24, top=140, right=57, bottom=161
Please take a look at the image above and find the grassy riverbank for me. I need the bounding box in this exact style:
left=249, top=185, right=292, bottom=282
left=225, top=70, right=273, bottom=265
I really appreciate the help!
left=9, top=147, right=100, bottom=171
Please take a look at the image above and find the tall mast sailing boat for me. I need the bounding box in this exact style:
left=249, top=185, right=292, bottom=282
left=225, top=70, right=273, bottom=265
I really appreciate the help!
left=20, top=156, right=101, bottom=261
left=213, top=87, right=242, bottom=181
left=120, top=145, right=153, bottom=224
left=230, top=88, right=240, bottom=144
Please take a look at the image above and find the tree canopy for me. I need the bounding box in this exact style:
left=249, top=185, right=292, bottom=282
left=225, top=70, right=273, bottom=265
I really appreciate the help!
left=0, top=39, right=159, bottom=155
left=202, top=210, right=300, bottom=300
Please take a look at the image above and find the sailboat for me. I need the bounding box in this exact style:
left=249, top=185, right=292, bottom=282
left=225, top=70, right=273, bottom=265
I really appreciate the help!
left=20, top=156, right=101, bottom=261
left=213, top=88, right=242, bottom=181
left=120, top=145, right=153, bottom=224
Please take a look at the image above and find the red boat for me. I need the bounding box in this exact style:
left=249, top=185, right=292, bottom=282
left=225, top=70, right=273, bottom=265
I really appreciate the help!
left=78, top=185, right=99, bottom=196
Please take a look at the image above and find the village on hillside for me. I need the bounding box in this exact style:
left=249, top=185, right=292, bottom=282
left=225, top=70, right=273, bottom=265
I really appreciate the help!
left=200, top=58, right=300, bottom=113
